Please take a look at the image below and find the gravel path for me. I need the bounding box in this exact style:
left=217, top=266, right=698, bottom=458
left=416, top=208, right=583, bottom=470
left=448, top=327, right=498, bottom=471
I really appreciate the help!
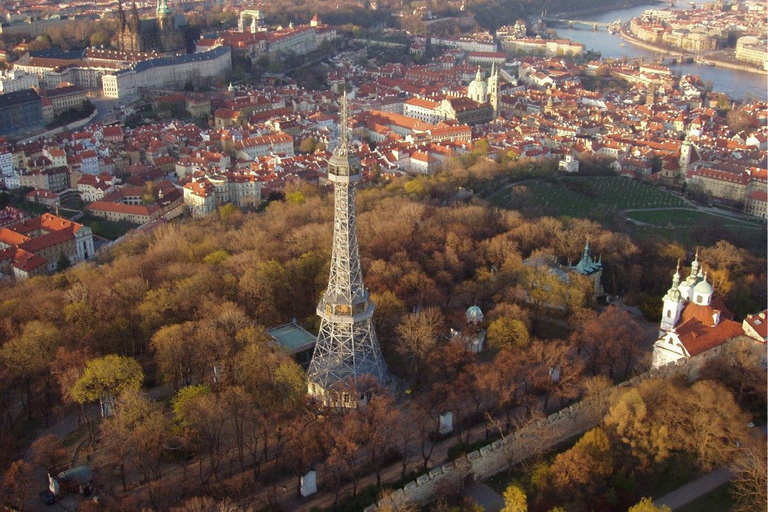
left=653, top=468, right=734, bottom=510
left=465, top=482, right=505, bottom=512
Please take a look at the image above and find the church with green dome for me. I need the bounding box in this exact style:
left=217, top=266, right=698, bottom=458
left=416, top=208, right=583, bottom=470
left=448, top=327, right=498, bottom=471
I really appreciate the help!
left=570, top=240, right=603, bottom=297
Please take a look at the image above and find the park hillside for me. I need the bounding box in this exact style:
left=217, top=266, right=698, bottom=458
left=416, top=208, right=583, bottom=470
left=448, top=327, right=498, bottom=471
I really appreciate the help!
left=0, top=154, right=765, bottom=512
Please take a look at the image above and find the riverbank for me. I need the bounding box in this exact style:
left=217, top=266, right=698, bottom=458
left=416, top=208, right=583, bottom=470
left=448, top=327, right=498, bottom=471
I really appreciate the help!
left=620, top=27, right=768, bottom=75
left=620, top=28, right=767, bottom=76
left=549, top=0, right=660, bottom=19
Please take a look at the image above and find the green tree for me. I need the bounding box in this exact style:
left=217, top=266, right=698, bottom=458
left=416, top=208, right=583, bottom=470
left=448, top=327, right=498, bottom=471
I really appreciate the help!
left=501, top=483, right=527, bottom=512
left=71, top=355, right=143, bottom=441
left=56, top=251, right=71, bottom=271
left=472, top=139, right=489, bottom=157
left=285, top=191, right=306, bottom=204
left=273, top=360, right=306, bottom=405
left=487, top=317, right=530, bottom=349
left=203, top=249, right=229, bottom=265
left=151, top=323, right=196, bottom=390
left=218, top=203, right=238, bottom=222
left=404, top=179, right=427, bottom=196
left=171, top=383, right=211, bottom=426
left=299, top=137, right=317, bottom=154
left=628, top=497, right=671, bottom=512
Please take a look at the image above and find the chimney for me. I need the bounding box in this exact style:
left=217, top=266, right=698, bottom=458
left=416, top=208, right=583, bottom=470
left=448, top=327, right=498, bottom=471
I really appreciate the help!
left=712, top=310, right=720, bottom=327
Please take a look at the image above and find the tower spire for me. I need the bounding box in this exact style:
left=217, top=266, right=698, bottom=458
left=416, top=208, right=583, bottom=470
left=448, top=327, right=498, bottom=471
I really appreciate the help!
left=306, top=92, right=389, bottom=408
left=339, top=91, right=349, bottom=154
left=661, top=259, right=685, bottom=333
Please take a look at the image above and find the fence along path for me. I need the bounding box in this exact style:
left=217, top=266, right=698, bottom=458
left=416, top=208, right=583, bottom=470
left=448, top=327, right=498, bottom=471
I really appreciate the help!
left=368, top=358, right=696, bottom=511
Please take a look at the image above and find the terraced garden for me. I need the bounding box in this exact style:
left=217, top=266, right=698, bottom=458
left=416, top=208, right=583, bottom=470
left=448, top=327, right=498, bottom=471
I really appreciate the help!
left=490, top=176, right=687, bottom=218
left=490, top=175, right=766, bottom=253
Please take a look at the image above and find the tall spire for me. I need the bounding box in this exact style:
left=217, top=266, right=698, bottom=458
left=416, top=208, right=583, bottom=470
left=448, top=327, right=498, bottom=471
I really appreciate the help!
left=663, top=259, right=682, bottom=303
left=685, top=247, right=700, bottom=286
left=339, top=91, right=349, bottom=154
left=131, top=0, right=139, bottom=25
left=306, top=92, right=388, bottom=408
left=118, top=0, right=126, bottom=29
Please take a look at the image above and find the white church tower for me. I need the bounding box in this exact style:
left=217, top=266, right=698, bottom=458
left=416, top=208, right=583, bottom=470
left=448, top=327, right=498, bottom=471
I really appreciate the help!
left=677, top=249, right=701, bottom=301
left=660, top=261, right=685, bottom=334
left=488, top=63, right=500, bottom=119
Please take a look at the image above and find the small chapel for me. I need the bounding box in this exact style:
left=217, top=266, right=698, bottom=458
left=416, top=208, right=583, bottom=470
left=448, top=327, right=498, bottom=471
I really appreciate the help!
left=651, top=252, right=744, bottom=368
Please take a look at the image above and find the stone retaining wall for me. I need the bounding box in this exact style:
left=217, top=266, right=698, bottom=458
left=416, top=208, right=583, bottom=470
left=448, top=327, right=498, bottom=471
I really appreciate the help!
left=367, top=358, right=696, bottom=511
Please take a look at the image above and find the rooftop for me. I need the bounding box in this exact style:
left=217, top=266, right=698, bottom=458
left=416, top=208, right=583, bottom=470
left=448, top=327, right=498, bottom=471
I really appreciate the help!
left=267, top=322, right=316, bottom=353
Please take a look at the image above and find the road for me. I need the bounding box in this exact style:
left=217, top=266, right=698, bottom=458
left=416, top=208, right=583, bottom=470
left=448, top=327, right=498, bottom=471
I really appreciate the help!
left=653, top=425, right=766, bottom=510
left=89, top=97, right=123, bottom=125
left=653, top=468, right=734, bottom=510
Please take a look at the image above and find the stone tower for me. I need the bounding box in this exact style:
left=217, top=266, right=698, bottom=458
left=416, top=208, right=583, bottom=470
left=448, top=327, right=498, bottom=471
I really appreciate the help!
left=306, top=93, right=389, bottom=408
left=117, top=0, right=185, bottom=53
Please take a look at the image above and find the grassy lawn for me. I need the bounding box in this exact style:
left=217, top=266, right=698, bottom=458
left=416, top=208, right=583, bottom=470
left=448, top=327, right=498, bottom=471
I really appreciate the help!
left=491, top=176, right=687, bottom=219
left=59, top=208, right=81, bottom=219
left=626, top=209, right=764, bottom=229
left=81, top=214, right=138, bottom=240
left=676, top=482, right=735, bottom=512
left=17, top=200, right=49, bottom=216
left=490, top=176, right=767, bottom=255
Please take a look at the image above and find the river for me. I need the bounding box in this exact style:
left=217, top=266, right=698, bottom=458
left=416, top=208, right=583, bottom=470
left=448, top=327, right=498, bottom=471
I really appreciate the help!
left=552, top=0, right=767, bottom=101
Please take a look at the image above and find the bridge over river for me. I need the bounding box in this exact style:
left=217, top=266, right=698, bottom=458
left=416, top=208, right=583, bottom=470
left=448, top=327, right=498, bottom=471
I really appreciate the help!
left=542, top=17, right=622, bottom=31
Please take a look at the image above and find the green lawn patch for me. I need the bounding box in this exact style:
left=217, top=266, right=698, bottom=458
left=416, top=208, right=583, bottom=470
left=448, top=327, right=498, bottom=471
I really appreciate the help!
left=81, top=213, right=138, bottom=240
left=491, top=176, right=687, bottom=220
left=18, top=201, right=49, bottom=216
left=59, top=209, right=81, bottom=219
left=626, top=209, right=764, bottom=229
left=490, top=176, right=767, bottom=255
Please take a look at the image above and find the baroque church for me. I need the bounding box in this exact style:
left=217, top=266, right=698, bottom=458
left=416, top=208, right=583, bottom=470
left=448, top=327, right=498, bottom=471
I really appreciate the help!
left=433, top=65, right=500, bottom=126
left=117, top=0, right=187, bottom=54
left=651, top=252, right=744, bottom=368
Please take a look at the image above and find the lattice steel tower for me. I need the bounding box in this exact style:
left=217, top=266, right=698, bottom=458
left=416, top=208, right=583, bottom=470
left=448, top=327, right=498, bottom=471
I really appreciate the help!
left=307, top=94, right=389, bottom=407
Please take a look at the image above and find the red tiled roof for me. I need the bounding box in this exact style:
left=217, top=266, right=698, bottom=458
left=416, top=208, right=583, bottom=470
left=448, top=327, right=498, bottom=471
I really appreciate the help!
left=18, top=229, right=74, bottom=253
left=677, top=316, right=744, bottom=356
left=744, top=310, right=767, bottom=342
left=680, top=298, right=734, bottom=324
left=12, top=248, right=47, bottom=272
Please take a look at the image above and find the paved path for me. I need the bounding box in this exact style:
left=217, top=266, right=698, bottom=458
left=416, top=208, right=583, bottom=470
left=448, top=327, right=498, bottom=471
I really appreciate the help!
left=465, top=483, right=505, bottom=512
left=653, top=468, right=734, bottom=510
